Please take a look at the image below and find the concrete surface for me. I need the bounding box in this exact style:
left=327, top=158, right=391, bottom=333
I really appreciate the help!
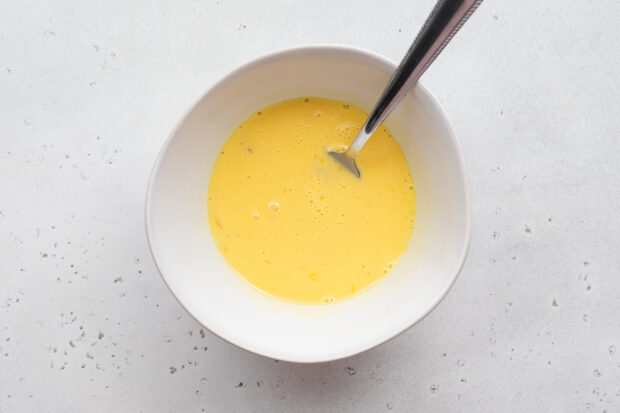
left=1, top=0, right=619, bottom=411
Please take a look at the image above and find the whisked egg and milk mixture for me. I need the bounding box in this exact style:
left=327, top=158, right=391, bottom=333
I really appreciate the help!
left=207, top=97, right=415, bottom=304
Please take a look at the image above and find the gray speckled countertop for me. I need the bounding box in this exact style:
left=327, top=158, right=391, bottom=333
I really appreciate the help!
left=1, top=1, right=619, bottom=411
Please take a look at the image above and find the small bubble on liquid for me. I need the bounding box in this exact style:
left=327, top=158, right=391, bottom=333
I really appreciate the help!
left=322, top=296, right=336, bottom=304
left=304, top=98, right=309, bottom=103
left=268, top=201, right=280, bottom=215
left=251, top=211, right=260, bottom=220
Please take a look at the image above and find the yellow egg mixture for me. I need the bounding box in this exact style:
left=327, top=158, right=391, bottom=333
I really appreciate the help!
left=207, top=97, right=415, bottom=304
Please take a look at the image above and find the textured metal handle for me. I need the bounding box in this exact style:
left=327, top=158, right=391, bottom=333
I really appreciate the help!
left=348, top=0, right=483, bottom=155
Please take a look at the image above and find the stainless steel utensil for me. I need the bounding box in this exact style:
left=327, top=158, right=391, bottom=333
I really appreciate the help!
left=328, top=0, right=483, bottom=177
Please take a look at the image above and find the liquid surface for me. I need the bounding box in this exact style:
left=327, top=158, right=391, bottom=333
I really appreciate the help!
left=207, top=97, right=415, bottom=304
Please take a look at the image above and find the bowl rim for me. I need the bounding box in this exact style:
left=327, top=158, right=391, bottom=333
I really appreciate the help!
left=145, top=44, right=472, bottom=363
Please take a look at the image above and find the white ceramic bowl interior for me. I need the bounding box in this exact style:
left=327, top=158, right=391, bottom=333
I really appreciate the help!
left=146, top=46, right=470, bottom=363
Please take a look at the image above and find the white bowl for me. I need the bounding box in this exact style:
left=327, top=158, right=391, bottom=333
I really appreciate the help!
left=146, top=45, right=470, bottom=363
